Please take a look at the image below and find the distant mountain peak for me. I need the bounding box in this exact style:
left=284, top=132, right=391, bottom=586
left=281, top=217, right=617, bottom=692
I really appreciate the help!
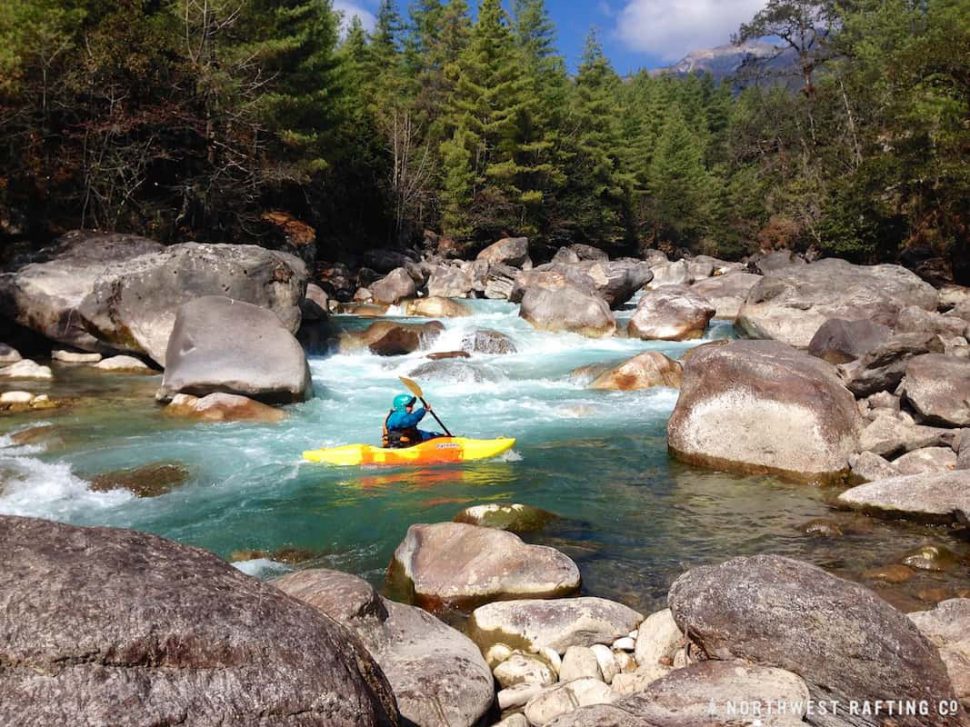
left=656, top=39, right=795, bottom=85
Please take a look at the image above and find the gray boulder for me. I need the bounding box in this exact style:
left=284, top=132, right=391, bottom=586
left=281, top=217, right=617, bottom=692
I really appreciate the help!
left=747, top=249, right=806, bottom=275
left=737, top=258, right=937, bottom=348
left=0, top=515, right=398, bottom=726
left=460, top=328, right=517, bottom=354
left=628, top=285, right=715, bottom=341
left=519, top=284, right=616, bottom=338
left=467, top=597, right=644, bottom=655
left=477, top=237, right=530, bottom=267
left=514, top=260, right=653, bottom=309
left=647, top=259, right=691, bottom=288
left=426, top=264, right=475, bottom=298
left=896, top=305, right=969, bottom=338
left=858, top=412, right=953, bottom=458
left=387, top=523, right=581, bottom=614
left=807, top=318, right=892, bottom=365
left=667, top=340, right=862, bottom=482
left=77, top=242, right=306, bottom=364
left=893, top=446, right=958, bottom=476
left=848, top=451, right=898, bottom=483
left=275, top=569, right=493, bottom=727
left=688, top=271, right=761, bottom=319
left=0, top=230, right=164, bottom=352
left=901, top=354, right=970, bottom=427
left=668, top=555, right=957, bottom=727
left=837, top=470, right=970, bottom=525
left=483, top=262, right=520, bottom=299
left=157, top=296, right=311, bottom=404
left=370, top=268, right=417, bottom=305
left=0, top=343, right=22, bottom=363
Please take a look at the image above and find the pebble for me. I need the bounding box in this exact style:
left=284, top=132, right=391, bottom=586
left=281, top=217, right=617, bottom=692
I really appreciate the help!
left=589, top=644, right=617, bottom=684
left=537, top=646, right=562, bottom=675
left=52, top=349, right=102, bottom=363
left=611, top=636, right=636, bottom=651
left=559, top=646, right=602, bottom=682
left=497, top=683, right=544, bottom=711
left=614, top=651, right=637, bottom=674
left=1, top=391, right=34, bottom=404
left=485, top=643, right=514, bottom=669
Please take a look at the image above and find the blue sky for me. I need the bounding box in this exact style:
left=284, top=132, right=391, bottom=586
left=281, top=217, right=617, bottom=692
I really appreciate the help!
left=332, top=0, right=767, bottom=74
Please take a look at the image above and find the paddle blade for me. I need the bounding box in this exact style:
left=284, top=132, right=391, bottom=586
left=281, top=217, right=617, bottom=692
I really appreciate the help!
left=399, top=376, right=424, bottom=398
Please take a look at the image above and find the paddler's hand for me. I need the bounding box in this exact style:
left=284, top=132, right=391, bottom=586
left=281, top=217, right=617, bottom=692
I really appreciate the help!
left=425, top=404, right=433, bottom=411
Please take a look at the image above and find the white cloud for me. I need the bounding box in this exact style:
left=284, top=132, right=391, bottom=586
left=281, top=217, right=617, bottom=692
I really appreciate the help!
left=615, top=0, right=766, bottom=62
left=333, top=0, right=376, bottom=34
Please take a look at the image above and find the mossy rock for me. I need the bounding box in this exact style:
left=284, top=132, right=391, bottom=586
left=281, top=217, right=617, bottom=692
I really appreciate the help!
left=89, top=462, right=190, bottom=498
left=901, top=544, right=962, bottom=572
left=453, top=503, right=558, bottom=534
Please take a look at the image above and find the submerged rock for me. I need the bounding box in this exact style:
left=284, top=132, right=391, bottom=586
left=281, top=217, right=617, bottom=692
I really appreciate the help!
left=157, top=296, right=311, bottom=404
left=901, top=544, right=962, bottom=573
left=668, top=555, right=957, bottom=727
left=408, top=358, right=493, bottom=384
left=387, top=522, right=581, bottom=614
left=467, top=597, right=643, bottom=655
left=589, top=351, right=682, bottom=391
left=0, top=360, right=52, bottom=379
left=453, top=503, right=558, bottom=533
left=460, top=328, right=517, bottom=354
left=0, top=515, right=398, bottom=726
left=275, top=568, right=493, bottom=727
left=667, top=340, right=862, bottom=482
left=89, top=462, right=189, bottom=498
left=340, top=320, right=444, bottom=356
left=163, top=393, right=286, bottom=423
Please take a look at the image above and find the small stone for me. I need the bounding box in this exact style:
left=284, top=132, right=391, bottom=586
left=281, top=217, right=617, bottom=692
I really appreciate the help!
left=863, top=564, right=915, bottom=584
left=627, top=630, right=637, bottom=640
left=0, top=391, right=34, bottom=405
left=902, top=545, right=961, bottom=572
left=485, top=643, right=514, bottom=669
left=524, top=678, right=613, bottom=726
left=96, top=355, right=154, bottom=372
left=610, top=664, right=670, bottom=696
left=633, top=609, right=682, bottom=668
left=493, top=653, right=555, bottom=690
left=494, top=714, right=529, bottom=727
left=52, top=349, right=102, bottom=363
left=0, top=360, right=52, bottom=379
left=559, top=646, right=603, bottom=683
left=537, top=646, right=562, bottom=676
left=614, top=651, right=636, bottom=674
left=611, top=637, right=635, bottom=652
left=800, top=519, right=844, bottom=537
left=498, top=683, right=544, bottom=711
left=0, top=344, right=22, bottom=364
left=590, top=644, right=618, bottom=685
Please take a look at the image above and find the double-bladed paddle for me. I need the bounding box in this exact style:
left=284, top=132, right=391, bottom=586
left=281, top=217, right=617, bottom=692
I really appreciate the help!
left=399, top=375, right=453, bottom=437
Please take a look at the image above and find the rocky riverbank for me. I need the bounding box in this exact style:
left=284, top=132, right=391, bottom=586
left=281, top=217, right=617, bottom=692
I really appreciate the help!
left=1, top=230, right=970, bottom=725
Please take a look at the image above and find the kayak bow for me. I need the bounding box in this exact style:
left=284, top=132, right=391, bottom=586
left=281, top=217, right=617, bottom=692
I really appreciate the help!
left=302, top=437, right=516, bottom=467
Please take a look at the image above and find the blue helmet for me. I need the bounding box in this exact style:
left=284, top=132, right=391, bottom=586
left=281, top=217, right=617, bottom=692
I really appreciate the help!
left=393, top=394, right=416, bottom=410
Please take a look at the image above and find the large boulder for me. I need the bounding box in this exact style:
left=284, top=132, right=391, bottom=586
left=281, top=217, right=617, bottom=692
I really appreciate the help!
left=627, top=285, right=715, bottom=341
left=688, top=271, right=761, bottom=319
left=519, top=284, right=616, bottom=338
left=275, top=569, right=493, bottom=727
left=78, top=242, right=306, bottom=364
left=157, top=296, right=311, bottom=404
left=460, top=329, right=517, bottom=354
left=647, top=259, right=690, bottom=288
left=807, top=318, right=892, bottom=365
left=0, top=516, right=398, bottom=726
left=514, top=261, right=653, bottom=309
left=387, top=523, right=581, bottom=614
left=370, top=268, right=417, bottom=305
left=340, top=320, right=444, bottom=356
left=426, top=264, right=475, bottom=298
left=668, top=555, right=958, bottom=727
left=737, top=258, right=937, bottom=348
left=837, top=470, right=970, bottom=525
left=909, top=599, right=970, bottom=710
left=901, top=354, right=970, bottom=427
left=667, top=340, right=862, bottom=482
left=477, top=237, right=530, bottom=267
left=0, top=230, right=165, bottom=352
left=588, top=352, right=682, bottom=391
left=467, top=597, right=644, bottom=655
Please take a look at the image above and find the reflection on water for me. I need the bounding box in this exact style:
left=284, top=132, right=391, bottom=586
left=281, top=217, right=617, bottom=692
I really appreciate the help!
left=1, top=300, right=968, bottom=614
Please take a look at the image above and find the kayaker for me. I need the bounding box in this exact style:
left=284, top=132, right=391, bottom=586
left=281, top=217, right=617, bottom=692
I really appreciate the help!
left=382, top=394, right=442, bottom=448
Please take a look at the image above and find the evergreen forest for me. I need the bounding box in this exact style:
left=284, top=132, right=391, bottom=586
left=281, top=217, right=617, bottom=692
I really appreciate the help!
left=0, top=0, right=967, bottom=275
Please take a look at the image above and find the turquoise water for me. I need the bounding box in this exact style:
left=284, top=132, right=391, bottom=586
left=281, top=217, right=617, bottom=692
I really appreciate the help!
left=1, top=299, right=967, bottom=613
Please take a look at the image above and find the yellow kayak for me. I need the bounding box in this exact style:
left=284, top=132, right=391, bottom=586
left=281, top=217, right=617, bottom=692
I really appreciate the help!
left=303, top=437, right=516, bottom=467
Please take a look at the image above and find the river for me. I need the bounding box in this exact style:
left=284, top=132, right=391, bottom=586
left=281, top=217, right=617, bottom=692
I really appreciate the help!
left=1, top=298, right=967, bottom=613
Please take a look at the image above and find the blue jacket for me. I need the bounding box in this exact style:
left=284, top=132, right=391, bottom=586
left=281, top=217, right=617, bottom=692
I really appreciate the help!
left=386, top=407, right=427, bottom=431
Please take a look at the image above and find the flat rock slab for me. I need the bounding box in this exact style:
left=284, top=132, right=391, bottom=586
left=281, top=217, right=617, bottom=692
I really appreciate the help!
left=668, top=555, right=957, bottom=727
left=667, top=340, right=861, bottom=482
left=388, top=522, right=580, bottom=613
left=0, top=516, right=397, bottom=726
left=556, top=661, right=810, bottom=727
left=838, top=471, right=970, bottom=525
left=468, top=597, right=643, bottom=655
left=275, top=568, right=493, bottom=727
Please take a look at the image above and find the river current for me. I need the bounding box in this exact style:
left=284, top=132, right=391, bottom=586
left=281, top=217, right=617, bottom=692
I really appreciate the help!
left=1, top=299, right=967, bottom=613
